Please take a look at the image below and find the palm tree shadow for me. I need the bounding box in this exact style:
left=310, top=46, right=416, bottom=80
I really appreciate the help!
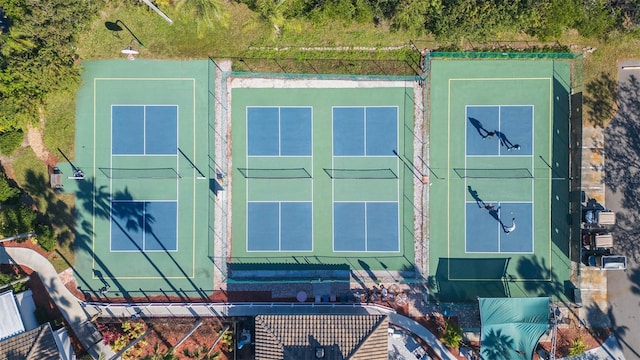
left=481, top=329, right=516, bottom=359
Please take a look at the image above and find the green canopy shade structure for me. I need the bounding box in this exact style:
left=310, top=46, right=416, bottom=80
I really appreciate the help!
left=479, top=297, right=550, bottom=360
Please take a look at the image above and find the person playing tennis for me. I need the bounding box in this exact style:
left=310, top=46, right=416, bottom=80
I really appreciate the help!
left=503, top=218, right=516, bottom=235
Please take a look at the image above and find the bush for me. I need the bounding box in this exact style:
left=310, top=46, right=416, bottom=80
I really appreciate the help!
left=0, top=205, right=37, bottom=236
left=0, top=272, right=28, bottom=293
left=569, top=335, right=587, bottom=356
left=0, top=130, right=24, bottom=156
left=442, top=319, right=463, bottom=348
left=36, top=223, right=57, bottom=251
left=0, top=174, right=21, bottom=203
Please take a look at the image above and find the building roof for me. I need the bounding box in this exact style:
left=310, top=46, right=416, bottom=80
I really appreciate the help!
left=254, top=314, right=389, bottom=360
left=0, top=323, right=60, bottom=360
left=0, top=291, right=24, bottom=341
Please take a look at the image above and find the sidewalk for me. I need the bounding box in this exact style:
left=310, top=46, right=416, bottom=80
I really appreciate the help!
left=0, top=246, right=115, bottom=360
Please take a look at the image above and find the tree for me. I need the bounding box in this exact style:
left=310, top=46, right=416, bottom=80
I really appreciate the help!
left=174, top=0, right=227, bottom=38
left=0, top=173, right=20, bottom=203
left=0, top=0, right=97, bottom=131
left=35, top=223, right=56, bottom=252
left=0, top=205, right=36, bottom=236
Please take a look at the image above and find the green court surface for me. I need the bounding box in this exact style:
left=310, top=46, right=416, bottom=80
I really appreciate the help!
left=73, top=60, right=214, bottom=299
left=428, top=59, right=572, bottom=302
left=231, top=85, right=416, bottom=277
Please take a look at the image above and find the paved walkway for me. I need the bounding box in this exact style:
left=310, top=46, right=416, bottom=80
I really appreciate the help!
left=0, top=247, right=115, bottom=360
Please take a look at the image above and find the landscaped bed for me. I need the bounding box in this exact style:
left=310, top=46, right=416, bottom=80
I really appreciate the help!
left=97, top=317, right=238, bottom=360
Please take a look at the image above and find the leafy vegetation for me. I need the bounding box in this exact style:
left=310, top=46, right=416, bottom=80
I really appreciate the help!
left=101, top=321, right=148, bottom=359
left=568, top=335, right=587, bottom=356
left=0, top=173, right=21, bottom=203
left=0, top=205, right=37, bottom=236
left=0, top=0, right=100, bottom=132
left=442, top=318, right=463, bottom=348
left=0, top=272, right=28, bottom=293
left=35, top=223, right=56, bottom=252
left=0, top=129, right=24, bottom=156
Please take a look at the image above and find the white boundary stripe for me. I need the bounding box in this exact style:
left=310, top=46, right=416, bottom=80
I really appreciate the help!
left=245, top=201, right=313, bottom=252
left=450, top=77, right=552, bottom=280
left=463, top=201, right=535, bottom=254
left=93, top=77, right=196, bottom=279
left=244, top=106, right=314, bottom=252
left=330, top=106, right=401, bottom=252
left=108, top=200, right=179, bottom=252
left=246, top=106, right=313, bottom=157
left=463, top=103, right=536, bottom=254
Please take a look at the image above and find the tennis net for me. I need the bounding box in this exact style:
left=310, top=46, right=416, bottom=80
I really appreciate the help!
left=454, top=168, right=533, bottom=179
left=323, top=168, right=398, bottom=179
left=237, top=167, right=312, bottom=179
left=99, top=167, right=181, bottom=179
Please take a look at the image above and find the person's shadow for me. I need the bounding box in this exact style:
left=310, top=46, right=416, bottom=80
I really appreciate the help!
left=485, top=204, right=504, bottom=226
left=495, top=131, right=519, bottom=150
left=468, top=186, right=486, bottom=208
left=468, top=117, right=492, bottom=138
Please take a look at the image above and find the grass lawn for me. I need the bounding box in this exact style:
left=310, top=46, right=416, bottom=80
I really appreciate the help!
left=12, top=148, right=76, bottom=272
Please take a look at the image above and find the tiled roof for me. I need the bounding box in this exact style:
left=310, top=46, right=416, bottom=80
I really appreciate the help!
left=255, top=314, right=389, bottom=360
left=0, top=324, right=59, bottom=360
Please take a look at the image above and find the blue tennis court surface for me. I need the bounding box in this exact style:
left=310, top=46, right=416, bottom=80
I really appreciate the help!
left=466, top=105, right=532, bottom=156
left=110, top=201, right=178, bottom=252
left=247, top=107, right=312, bottom=156
left=333, top=106, right=398, bottom=156
left=112, top=105, right=178, bottom=155
left=334, top=202, right=399, bottom=252
left=465, top=202, right=533, bottom=253
left=247, top=202, right=312, bottom=251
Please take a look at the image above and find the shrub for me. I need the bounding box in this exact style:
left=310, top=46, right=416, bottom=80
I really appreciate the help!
left=0, top=205, right=37, bottom=236
left=36, top=223, right=57, bottom=251
left=569, top=335, right=587, bottom=356
left=0, top=272, right=27, bottom=293
left=0, top=174, right=21, bottom=203
left=442, top=319, right=463, bottom=348
left=0, top=130, right=24, bottom=156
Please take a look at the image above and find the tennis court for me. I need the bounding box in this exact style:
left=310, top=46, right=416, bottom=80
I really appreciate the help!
left=72, top=60, right=214, bottom=298
left=231, top=83, right=416, bottom=274
left=428, top=59, right=572, bottom=301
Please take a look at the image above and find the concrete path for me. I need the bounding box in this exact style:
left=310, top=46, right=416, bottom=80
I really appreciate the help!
left=0, top=246, right=115, bottom=360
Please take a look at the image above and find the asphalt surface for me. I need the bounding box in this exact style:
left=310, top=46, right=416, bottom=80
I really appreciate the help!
left=604, top=60, right=640, bottom=360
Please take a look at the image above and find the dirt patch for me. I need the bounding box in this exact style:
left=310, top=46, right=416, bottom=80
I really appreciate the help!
left=26, top=122, right=58, bottom=168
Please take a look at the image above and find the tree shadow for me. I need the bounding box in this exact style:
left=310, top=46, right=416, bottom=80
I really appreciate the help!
left=72, top=176, right=211, bottom=300
left=514, top=255, right=566, bottom=298
left=584, top=72, right=618, bottom=128
left=604, top=73, right=640, bottom=263
left=429, top=257, right=511, bottom=302
left=12, top=169, right=77, bottom=247
left=481, top=329, right=516, bottom=359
